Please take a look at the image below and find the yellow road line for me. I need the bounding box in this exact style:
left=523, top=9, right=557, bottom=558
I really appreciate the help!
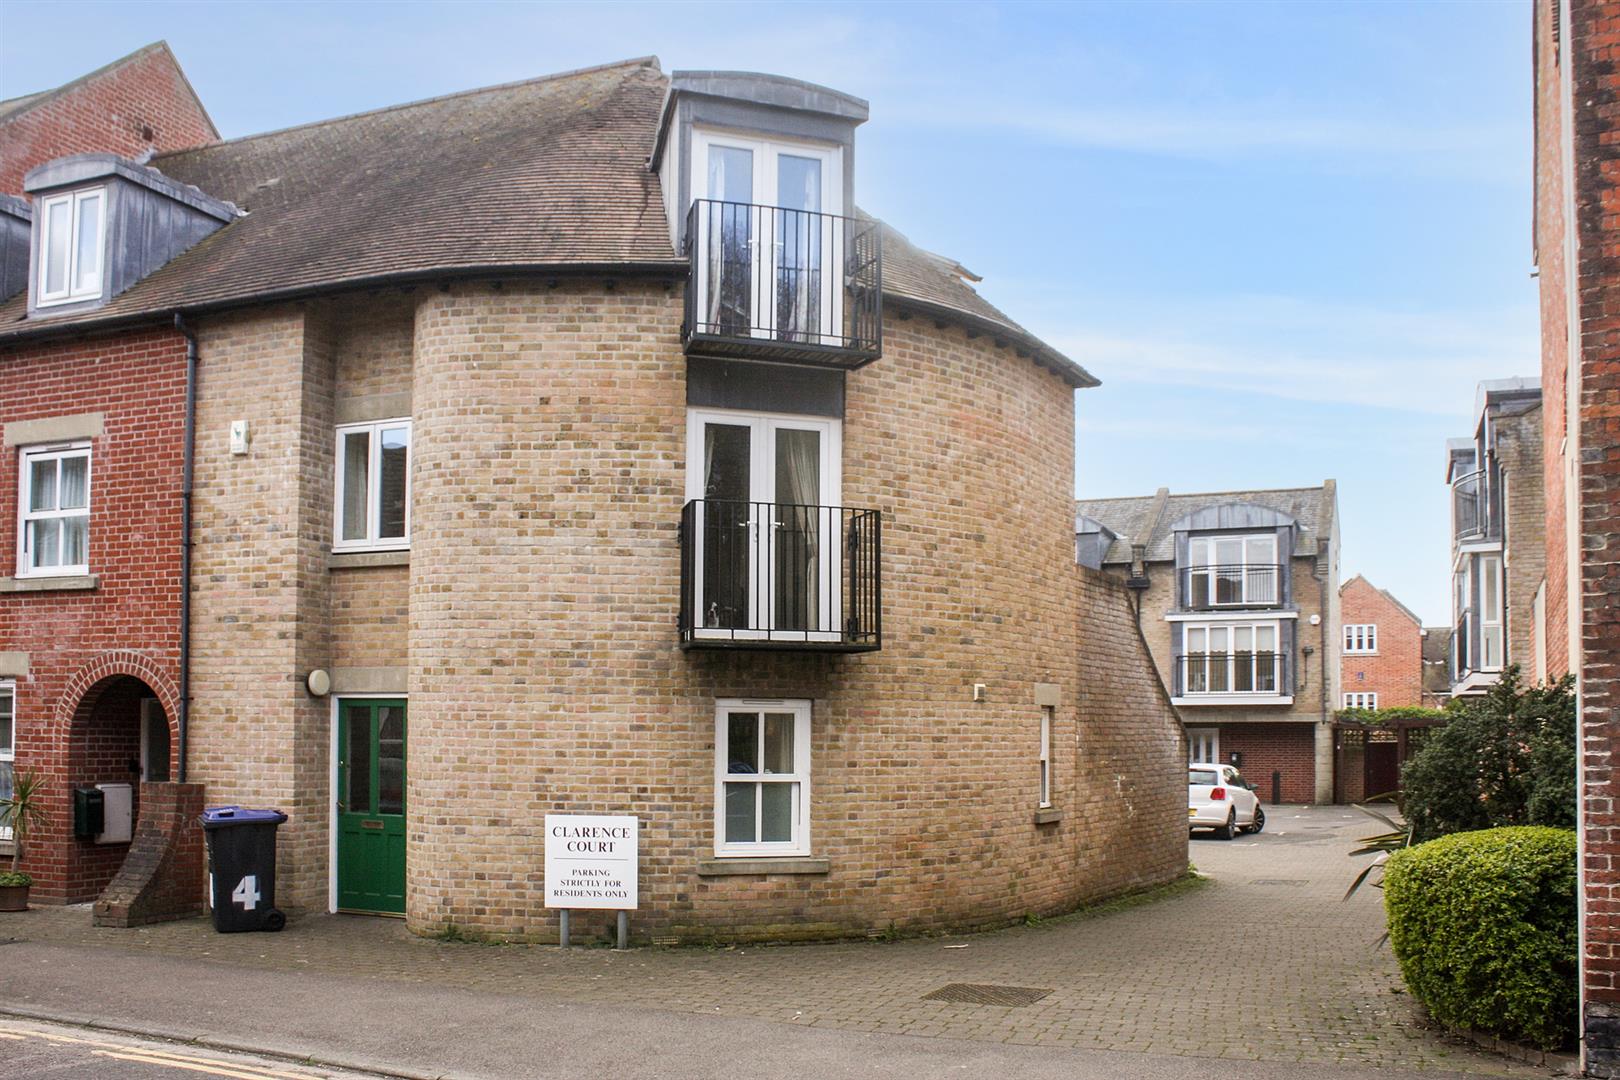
left=92, top=1048, right=303, bottom=1080
left=92, top=1042, right=317, bottom=1079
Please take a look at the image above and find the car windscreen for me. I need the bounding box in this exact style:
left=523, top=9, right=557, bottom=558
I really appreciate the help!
left=1188, top=770, right=1220, bottom=786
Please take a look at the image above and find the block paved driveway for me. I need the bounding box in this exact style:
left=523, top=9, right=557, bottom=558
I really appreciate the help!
left=0, top=806, right=1548, bottom=1076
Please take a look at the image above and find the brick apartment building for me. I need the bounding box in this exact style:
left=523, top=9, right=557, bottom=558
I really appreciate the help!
left=0, top=43, right=219, bottom=916
left=1333, top=575, right=1441, bottom=804
left=1076, top=484, right=1341, bottom=805
left=0, top=53, right=1186, bottom=941
left=1444, top=378, right=1544, bottom=697
left=1532, top=3, right=1620, bottom=1071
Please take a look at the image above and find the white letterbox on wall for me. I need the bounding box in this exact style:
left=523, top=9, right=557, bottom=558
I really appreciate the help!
left=95, top=782, right=133, bottom=844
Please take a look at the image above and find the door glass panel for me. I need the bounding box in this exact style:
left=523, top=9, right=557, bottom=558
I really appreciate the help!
left=74, top=193, right=102, bottom=293
left=760, top=783, right=793, bottom=842
left=726, top=712, right=759, bottom=774
left=702, top=424, right=752, bottom=630
left=44, top=200, right=70, bottom=294
left=29, top=459, right=56, bottom=511
left=762, top=713, right=794, bottom=774
left=724, top=782, right=756, bottom=844
left=344, top=705, right=372, bottom=814
left=773, top=428, right=821, bottom=632
left=775, top=154, right=823, bottom=342
left=707, top=145, right=755, bottom=334
left=378, top=426, right=409, bottom=539
left=341, top=431, right=370, bottom=541
left=377, top=706, right=405, bottom=815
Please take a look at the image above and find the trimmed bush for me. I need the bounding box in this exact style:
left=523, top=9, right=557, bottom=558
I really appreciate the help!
left=1384, top=826, right=1576, bottom=1050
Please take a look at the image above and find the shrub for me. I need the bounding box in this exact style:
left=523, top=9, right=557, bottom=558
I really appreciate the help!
left=1401, top=669, right=1575, bottom=843
left=1384, top=826, right=1576, bottom=1050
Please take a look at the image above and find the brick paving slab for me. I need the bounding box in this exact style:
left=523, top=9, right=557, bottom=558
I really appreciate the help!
left=0, top=806, right=1555, bottom=1075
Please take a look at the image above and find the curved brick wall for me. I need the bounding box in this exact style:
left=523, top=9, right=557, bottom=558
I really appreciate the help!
left=407, top=280, right=1184, bottom=941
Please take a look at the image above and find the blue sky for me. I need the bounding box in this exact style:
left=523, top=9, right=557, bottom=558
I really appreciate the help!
left=0, top=1, right=1533, bottom=624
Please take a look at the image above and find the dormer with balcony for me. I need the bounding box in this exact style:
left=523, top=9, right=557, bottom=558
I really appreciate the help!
left=653, top=72, right=881, bottom=368
left=23, top=153, right=235, bottom=318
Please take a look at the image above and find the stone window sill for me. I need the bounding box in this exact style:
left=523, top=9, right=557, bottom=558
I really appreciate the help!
left=1034, top=808, right=1064, bottom=825
left=696, top=857, right=831, bottom=877
left=328, top=550, right=410, bottom=570
left=0, top=574, right=99, bottom=593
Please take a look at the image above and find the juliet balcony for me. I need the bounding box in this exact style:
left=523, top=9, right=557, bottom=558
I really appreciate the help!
left=682, top=199, right=882, bottom=368
left=1451, top=466, right=1502, bottom=545
left=1178, top=564, right=1283, bottom=610
left=1173, top=651, right=1285, bottom=698
left=679, top=499, right=881, bottom=652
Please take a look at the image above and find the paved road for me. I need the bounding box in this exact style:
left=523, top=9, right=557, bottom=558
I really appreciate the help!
left=0, top=806, right=1561, bottom=1078
left=0, top=1016, right=381, bottom=1079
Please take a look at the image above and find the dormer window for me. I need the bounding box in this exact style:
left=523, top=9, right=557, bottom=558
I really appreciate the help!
left=1185, top=534, right=1279, bottom=608
left=37, top=187, right=104, bottom=305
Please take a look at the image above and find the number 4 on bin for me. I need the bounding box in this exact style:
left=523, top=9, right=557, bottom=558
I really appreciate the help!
left=232, top=875, right=262, bottom=911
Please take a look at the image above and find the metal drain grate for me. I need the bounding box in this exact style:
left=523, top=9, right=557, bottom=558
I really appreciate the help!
left=1250, top=878, right=1308, bottom=886
left=923, top=982, right=1053, bottom=1007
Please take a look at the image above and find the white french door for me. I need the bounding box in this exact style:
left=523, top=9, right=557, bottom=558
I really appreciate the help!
left=692, top=130, right=844, bottom=344
left=687, top=409, right=841, bottom=642
left=1188, top=728, right=1220, bottom=765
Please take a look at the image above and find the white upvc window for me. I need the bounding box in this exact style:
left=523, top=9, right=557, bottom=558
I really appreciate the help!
left=37, top=187, right=105, bottom=306
left=714, top=699, right=811, bottom=857
left=18, top=441, right=91, bottom=576
left=1038, top=706, right=1053, bottom=808
left=1182, top=621, right=1280, bottom=695
left=1343, top=692, right=1378, bottom=710
left=0, top=681, right=13, bottom=841
left=1479, top=554, right=1504, bottom=669
left=1187, top=726, right=1219, bottom=765
left=1344, top=624, right=1378, bottom=654
left=1186, top=534, right=1279, bottom=607
left=333, top=419, right=411, bottom=551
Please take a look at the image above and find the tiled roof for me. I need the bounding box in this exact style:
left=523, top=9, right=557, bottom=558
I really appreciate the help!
left=1076, top=483, right=1336, bottom=565
left=0, top=57, right=1092, bottom=384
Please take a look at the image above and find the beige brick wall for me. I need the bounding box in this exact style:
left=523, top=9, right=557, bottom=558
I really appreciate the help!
left=1497, top=405, right=1546, bottom=672
left=189, top=281, right=1186, bottom=939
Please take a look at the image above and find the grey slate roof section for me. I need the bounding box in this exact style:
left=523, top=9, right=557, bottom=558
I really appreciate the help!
left=0, top=56, right=1094, bottom=386
left=1076, top=484, right=1335, bottom=565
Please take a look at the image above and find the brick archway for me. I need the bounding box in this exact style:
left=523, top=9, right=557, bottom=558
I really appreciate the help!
left=56, top=650, right=180, bottom=740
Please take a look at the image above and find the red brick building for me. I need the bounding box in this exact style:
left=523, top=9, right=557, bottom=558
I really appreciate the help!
left=0, top=44, right=218, bottom=916
left=1532, top=2, right=1620, bottom=1071
left=0, top=41, right=216, bottom=196
left=1338, top=575, right=1423, bottom=711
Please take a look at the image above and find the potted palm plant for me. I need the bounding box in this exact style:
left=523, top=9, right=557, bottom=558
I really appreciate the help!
left=0, top=770, right=47, bottom=912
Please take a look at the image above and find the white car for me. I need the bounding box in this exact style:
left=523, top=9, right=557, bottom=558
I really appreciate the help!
left=1189, top=763, right=1265, bottom=839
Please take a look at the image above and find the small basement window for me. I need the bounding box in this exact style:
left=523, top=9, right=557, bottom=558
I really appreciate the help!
left=37, top=187, right=104, bottom=306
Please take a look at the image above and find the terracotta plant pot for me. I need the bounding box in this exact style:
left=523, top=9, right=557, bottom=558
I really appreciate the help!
left=0, top=884, right=29, bottom=912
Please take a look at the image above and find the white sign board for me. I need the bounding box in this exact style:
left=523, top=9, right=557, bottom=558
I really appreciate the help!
left=544, top=814, right=638, bottom=910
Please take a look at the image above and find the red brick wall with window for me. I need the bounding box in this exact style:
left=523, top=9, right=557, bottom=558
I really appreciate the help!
left=1337, top=577, right=1423, bottom=709
left=0, top=326, right=187, bottom=902
left=1213, top=723, right=1316, bottom=805
left=0, top=44, right=216, bottom=196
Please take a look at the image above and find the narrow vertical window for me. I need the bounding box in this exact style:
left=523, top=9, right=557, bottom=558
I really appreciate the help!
left=0, top=682, right=13, bottom=840
left=18, top=442, right=91, bottom=575
left=333, top=419, right=412, bottom=551
left=1038, top=706, right=1053, bottom=808
left=36, top=187, right=106, bottom=305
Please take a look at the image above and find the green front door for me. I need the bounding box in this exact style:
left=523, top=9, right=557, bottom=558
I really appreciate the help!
left=336, top=699, right=406, bottom=914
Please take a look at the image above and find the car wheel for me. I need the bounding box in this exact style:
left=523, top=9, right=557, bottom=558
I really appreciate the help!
left=1246, top=805, right=1265, bottom=834
left=1215, top=809, right=1236, bottom=841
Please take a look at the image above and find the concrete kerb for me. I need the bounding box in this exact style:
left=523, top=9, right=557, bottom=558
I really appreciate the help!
left=0, top=1005, right=444, bottom=1080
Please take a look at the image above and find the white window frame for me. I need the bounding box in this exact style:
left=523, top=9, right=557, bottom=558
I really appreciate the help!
left=1479, top=554, right=1504, bottom=670
left=1186, top=533, right=1279, bottom=607
left=685, top=407, right=842, bottom=643
left=1038, top=706, right=1053, bottom=809
left=17, top=440, right=91, bottom=578
left=1343, top=624, right=1378, bottom=654
left=1187, top=726, right=1220, bottom=765
left=0, top=681, right=14, bottom=841
left=36, top=186, right=106, bottom=306
left=713, top=698, right=811, bottom=858
left=1343, top=692, right=1379, bottom=710
left=1181, top=620, right=1282, bottom=696
left=332, top=418, right=412, bottom=553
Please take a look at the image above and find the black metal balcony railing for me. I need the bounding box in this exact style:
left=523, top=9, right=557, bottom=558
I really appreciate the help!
left=679, top=499, right=881, bottom=652
left=1451, top=465, right=1502, bottom=544
left=1173, top=652, right=1282, bottom=697
left=1179, top=564, right=1282, bottom=610
left=683, top=199, right=882, bottom=367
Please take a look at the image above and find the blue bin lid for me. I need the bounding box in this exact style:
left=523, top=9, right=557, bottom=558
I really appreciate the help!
left=201, top=805, right=288, bottom=828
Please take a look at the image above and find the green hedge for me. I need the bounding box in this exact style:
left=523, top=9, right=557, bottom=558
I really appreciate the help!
left=1384, top=826, right=1576, bottom=1050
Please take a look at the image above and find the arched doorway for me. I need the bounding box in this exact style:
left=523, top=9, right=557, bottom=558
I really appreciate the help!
left=63, top=672, right=177, bottom=902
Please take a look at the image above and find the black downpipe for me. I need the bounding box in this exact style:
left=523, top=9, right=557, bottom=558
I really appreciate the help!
left=174, top=313, right=197, bottom=783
